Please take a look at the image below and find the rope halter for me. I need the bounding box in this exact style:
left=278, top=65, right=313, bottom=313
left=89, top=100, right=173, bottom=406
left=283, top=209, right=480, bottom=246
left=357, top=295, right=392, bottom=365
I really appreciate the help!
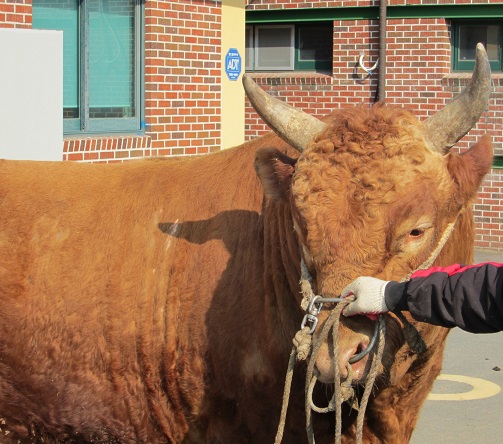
left=275, top=216, right=459, bottom=444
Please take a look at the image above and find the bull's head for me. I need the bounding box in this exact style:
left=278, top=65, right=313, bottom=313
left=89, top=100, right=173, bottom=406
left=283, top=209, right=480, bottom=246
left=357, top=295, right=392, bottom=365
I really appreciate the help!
left=246, top=44, right=493, bottom=386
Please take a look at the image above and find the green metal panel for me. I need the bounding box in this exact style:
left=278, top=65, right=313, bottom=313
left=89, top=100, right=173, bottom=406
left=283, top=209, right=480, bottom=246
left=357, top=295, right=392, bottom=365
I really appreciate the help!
left=492, top=156, right=503, bottom=169
left=246, top=4, right=503, bottom=24
left=246, top=6, right=378, bottom=23
left=388, top=4, right=503, bottom=19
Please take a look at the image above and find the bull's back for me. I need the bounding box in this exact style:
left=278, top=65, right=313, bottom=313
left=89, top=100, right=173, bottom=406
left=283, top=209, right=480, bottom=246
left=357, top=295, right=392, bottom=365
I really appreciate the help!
left=0, top=150, right=263, bottom=298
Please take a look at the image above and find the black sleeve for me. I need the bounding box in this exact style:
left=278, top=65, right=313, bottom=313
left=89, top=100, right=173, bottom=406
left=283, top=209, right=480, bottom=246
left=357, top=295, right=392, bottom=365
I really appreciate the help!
left=384, top=263, right=503, bottom=333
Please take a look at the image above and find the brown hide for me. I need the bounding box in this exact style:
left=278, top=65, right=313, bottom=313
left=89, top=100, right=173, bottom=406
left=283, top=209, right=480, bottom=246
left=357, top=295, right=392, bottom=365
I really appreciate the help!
left=0, top=146, right=273, bottom=443
left=0, top=109, right=493, bottom=443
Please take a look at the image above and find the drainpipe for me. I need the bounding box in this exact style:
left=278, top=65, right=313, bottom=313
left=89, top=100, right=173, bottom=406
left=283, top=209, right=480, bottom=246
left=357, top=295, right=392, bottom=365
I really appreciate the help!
left=378, top=0, right=387, bottom=102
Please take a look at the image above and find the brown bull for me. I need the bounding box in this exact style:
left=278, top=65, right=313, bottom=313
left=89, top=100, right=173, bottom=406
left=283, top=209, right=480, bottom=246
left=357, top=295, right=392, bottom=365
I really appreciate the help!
left=0, top=44, right=494, bottom=443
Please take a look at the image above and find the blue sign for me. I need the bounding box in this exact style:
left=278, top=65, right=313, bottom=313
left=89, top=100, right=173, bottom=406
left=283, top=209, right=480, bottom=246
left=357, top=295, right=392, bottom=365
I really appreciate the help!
left=225, top=48, right=242, bottom=81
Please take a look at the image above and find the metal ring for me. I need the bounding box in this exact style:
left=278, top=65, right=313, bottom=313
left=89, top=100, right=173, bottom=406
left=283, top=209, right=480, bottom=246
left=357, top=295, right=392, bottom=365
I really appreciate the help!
left=307, top=295, right=324, bottom=316
left=348, top=320, right=380, bottom=364
left=358, top=52, right=379, bottom=75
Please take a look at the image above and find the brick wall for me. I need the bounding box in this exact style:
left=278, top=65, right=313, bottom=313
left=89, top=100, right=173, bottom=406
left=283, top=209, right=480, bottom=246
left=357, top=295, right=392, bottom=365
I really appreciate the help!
left=477, top=171, right=503, bottom=249
left=64, top=136, right=152, bottom=162
left=245, top=17, right=501, bottom=154
left=0, top=1, right=31, bottom=28
left=144, top=0, right=222, bottom=158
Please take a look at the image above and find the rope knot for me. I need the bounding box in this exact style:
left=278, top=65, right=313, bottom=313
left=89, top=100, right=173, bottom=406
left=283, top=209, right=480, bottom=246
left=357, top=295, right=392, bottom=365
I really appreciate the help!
left=293, top=327, right=312, bottom=361
left=340, top=382, right=355, bottom=403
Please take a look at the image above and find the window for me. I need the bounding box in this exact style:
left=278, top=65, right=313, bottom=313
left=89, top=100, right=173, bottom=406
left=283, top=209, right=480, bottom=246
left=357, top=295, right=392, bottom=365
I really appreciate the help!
left=255, top=25, right=295, bottom=71
left=452, top=21, right=502, bottom=72
left=246, top=23, right=333, bottom=72
left=32, top=0, right=143, bottom=134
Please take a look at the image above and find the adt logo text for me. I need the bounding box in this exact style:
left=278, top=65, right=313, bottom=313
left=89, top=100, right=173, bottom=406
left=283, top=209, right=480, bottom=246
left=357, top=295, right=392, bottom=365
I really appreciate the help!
left=225, top=48, right=242, bottom=81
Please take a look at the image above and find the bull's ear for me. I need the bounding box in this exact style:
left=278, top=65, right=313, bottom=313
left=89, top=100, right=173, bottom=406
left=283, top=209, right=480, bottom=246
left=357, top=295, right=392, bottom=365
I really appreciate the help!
left=446, top=135, right=493, bottom=206
left=255, top=148, right=297, bottom=200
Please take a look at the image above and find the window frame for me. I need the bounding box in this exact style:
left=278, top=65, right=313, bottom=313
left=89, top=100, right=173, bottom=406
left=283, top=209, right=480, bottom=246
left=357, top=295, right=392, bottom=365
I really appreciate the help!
left=245, top=25, right=254, bottom=71
left=33, top=0, right=144, bottom=136
left=246, top=22, right=333, bottom=73
left=452, top=20, right=502, bottom=72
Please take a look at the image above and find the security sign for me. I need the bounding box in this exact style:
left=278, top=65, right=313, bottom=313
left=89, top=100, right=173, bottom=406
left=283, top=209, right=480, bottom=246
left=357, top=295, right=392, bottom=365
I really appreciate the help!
left=225, top=48, right=242, bottom=81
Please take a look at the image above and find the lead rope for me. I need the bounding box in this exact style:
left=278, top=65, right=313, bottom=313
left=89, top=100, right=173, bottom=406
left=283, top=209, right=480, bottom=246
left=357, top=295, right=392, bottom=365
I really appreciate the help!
left=275, top=293, right=385, bottom=444
left=275, top=217, right=458, bottom=444
left=304, top=301, right=386, bottom=444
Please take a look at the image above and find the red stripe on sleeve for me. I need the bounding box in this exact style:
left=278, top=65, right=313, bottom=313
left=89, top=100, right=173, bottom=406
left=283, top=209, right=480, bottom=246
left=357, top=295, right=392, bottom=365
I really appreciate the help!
left=411, top=262, right=503, bottom=279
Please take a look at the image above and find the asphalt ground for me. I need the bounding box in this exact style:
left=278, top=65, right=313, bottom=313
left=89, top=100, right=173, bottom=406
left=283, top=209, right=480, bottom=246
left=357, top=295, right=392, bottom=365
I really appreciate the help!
left=411, top=249, right=503, bottom=443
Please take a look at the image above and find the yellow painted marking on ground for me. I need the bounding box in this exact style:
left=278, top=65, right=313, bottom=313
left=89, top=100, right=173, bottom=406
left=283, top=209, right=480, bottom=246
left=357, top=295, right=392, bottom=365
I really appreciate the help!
left=427, top=374, right=501, bottom=401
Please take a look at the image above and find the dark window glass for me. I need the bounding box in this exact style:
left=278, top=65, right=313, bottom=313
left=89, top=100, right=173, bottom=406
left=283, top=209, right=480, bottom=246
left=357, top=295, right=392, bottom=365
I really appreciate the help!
left=299, top=26, right=332, bottom=62
left=453, top=21, right=502, bottom=72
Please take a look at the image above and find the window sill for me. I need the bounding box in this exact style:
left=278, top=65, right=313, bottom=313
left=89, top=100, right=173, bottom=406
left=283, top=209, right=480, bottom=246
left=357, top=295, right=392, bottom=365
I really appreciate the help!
left=64, top=132, right=148, bottom=140
left=442, top=72, right=503, bottom=87
left=245, top=71, right=333, bottom=86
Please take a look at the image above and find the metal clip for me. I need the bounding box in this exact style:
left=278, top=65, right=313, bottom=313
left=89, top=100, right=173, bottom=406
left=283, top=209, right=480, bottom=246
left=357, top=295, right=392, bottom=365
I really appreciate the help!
left=301, top=295, right=324, bottom=334
left=308, top=295, right=323, bottom=315
left=300, top=313, right=318, bottom=334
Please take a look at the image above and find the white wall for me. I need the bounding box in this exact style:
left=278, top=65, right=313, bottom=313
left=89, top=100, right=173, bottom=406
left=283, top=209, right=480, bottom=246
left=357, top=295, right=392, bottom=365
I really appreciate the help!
left=0, top=28, right=62, bottom=161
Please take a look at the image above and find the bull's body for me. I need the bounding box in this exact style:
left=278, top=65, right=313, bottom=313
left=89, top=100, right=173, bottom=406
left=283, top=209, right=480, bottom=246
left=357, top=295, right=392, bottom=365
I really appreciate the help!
left=0, top=46, right=495, bottom=443
left=0, top=146, right=269, bottom=442
left=0, top=127, right=485, bottom=443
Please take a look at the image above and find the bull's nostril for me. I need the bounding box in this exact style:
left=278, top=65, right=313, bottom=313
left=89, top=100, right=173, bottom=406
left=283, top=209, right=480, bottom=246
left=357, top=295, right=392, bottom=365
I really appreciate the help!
left=349, top=323, right=379, bottom=364
left=349, top=340, right=369, bottom=364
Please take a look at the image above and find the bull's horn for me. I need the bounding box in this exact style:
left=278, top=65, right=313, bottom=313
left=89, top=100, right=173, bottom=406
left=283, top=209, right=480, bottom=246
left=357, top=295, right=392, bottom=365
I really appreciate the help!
left=423, top=43, right=492, bottom=153
left=242, top=74, right=326, bottom=152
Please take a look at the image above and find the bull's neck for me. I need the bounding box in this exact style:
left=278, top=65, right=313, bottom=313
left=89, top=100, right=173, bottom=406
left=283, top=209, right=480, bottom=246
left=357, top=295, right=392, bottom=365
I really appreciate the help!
left=262, top=200, right=304, bottom=343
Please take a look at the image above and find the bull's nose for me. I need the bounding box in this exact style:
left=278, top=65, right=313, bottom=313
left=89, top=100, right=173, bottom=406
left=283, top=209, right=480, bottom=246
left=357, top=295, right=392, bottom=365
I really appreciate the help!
left=314, top=335, right=370, bottom=383
left=338, top=338, right=370, bottom=380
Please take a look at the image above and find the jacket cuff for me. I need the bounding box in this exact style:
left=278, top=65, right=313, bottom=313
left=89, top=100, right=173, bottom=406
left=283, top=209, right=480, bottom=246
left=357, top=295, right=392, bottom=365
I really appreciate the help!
left=384, top=281, right=409, bottom=311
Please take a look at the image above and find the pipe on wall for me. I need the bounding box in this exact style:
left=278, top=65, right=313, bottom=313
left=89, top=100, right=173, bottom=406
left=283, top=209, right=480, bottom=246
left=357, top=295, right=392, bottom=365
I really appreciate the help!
left=378, top=0, right=387, bottom=102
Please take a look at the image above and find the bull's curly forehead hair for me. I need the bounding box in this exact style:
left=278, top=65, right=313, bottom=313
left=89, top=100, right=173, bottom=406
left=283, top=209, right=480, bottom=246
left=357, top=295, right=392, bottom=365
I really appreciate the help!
left=306, top=103, right=428, bottom=160
left=291, top=103, right=446, bottom=216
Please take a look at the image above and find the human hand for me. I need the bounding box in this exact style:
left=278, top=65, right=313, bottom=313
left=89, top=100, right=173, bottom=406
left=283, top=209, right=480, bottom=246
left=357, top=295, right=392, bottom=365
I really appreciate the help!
left=341, top=276, right=390, bottom=317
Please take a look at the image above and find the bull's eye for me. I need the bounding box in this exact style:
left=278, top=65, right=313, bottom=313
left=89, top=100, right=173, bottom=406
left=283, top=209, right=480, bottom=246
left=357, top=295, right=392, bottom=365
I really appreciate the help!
left=409, top=229, right=424, bottom=238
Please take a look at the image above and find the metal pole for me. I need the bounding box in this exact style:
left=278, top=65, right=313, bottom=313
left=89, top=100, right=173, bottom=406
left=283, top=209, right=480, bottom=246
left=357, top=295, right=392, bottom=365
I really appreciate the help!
left=378, top=0, right=387, bottom=102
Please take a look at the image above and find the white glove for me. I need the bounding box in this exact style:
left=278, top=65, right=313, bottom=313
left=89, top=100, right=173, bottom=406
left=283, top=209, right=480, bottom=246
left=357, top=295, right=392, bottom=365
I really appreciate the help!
left=341, top=276, right=390, bottom=317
